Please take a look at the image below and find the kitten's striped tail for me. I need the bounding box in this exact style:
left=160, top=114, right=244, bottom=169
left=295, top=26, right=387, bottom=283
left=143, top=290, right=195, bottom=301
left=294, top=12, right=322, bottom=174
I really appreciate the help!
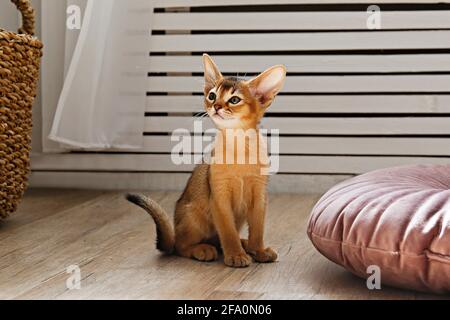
left=126, top=194, right=175, bottom=254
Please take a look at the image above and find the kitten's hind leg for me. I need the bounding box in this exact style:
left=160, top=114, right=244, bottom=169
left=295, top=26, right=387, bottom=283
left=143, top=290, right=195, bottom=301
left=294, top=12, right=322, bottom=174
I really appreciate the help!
left=177, top=243, right=218, bottom=262
left=174, top=201, right=219, bottom=262
left=174, top=205, right=219, bottom=262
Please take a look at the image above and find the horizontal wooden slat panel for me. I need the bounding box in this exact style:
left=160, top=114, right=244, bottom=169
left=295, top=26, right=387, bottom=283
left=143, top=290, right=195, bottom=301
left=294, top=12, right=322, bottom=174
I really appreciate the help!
left=279, top=155, right=450, bottom=174
left=51, top=3, right=450, bottom=180
left=155, top=0, right=450, bottom=7
left=150, top=31, right=450, bottom=52
left=29, top=171, right=354, bottom=194
left=276, top=137, right=450, bottom=155
left=120, top=136, right=450, bottom=156
left=148, top=75, right=450, bottom=93
left=153, top=11, right=450, bottom=30
left=149, top=54, right=450, bottom=73
left=31, top=153, right=450, bottom=174
left=144, top=116, right=450, bottom=135
left=147, top=95, right=450, bottom=113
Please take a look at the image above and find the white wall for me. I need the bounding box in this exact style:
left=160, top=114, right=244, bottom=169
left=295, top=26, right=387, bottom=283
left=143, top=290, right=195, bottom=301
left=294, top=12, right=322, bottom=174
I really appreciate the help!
left=0, top=1, right=19, bottom=31
left=31, top=0, right=43, bottom=154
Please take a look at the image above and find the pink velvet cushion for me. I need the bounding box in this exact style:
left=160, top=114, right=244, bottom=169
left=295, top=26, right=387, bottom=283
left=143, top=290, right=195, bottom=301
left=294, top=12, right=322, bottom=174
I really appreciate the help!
left=307, top=164, right=450, bottom=293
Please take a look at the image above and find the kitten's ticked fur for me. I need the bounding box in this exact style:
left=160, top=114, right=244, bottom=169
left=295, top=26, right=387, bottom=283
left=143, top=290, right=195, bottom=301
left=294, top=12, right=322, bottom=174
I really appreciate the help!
left=127, top=55, right=286, bottom=268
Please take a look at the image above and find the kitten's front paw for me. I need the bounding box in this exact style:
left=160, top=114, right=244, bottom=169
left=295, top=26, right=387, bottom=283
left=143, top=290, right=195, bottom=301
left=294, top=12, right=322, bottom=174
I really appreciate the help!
left=241, top=239, right=278, bottom=263
left=253, top=247, right=278, bottom=263
left=224, top=252, right=252, bottom=268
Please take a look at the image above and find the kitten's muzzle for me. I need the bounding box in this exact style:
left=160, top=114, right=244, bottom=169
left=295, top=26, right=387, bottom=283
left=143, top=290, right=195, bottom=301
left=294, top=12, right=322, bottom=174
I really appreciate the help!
left=213, top=104, right=224, bottom=112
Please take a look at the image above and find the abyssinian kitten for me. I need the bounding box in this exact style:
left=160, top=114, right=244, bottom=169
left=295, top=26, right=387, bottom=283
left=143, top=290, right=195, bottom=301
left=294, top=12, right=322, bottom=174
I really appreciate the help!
left=127, top=54, right=286, bottom=268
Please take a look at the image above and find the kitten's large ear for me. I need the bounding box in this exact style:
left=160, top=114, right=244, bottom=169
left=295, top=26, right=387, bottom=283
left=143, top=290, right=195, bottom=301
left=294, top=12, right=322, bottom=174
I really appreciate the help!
left=247, top=65, right=286, bottom=108
left=203, top=54, right=223, bottom=92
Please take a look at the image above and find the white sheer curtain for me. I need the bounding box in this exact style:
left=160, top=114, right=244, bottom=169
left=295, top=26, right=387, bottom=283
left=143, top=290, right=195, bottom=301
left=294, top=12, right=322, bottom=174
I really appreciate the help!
left=49, top=0, right=151, bottom=149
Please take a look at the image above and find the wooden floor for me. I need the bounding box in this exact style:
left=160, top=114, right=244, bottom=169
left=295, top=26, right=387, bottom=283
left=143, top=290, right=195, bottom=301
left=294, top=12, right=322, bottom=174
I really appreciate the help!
left=0, top=189, right=446, bottom=300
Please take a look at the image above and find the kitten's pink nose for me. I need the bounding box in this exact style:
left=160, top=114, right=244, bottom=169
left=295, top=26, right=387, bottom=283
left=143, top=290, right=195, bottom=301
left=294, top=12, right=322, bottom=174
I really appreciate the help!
left=213, top=104, right=223, bottom=111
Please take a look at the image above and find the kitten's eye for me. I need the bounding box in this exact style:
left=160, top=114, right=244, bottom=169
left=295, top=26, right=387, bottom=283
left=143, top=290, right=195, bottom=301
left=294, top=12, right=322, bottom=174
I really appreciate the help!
left=229, top=96, right=241, bottom=105
left=208, top=92, right=216, bottom=101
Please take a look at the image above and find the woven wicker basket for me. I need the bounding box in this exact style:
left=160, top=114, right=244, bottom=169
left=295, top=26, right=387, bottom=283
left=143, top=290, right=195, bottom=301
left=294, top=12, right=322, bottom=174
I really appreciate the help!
left=0, top=0, right=43, bottom=219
